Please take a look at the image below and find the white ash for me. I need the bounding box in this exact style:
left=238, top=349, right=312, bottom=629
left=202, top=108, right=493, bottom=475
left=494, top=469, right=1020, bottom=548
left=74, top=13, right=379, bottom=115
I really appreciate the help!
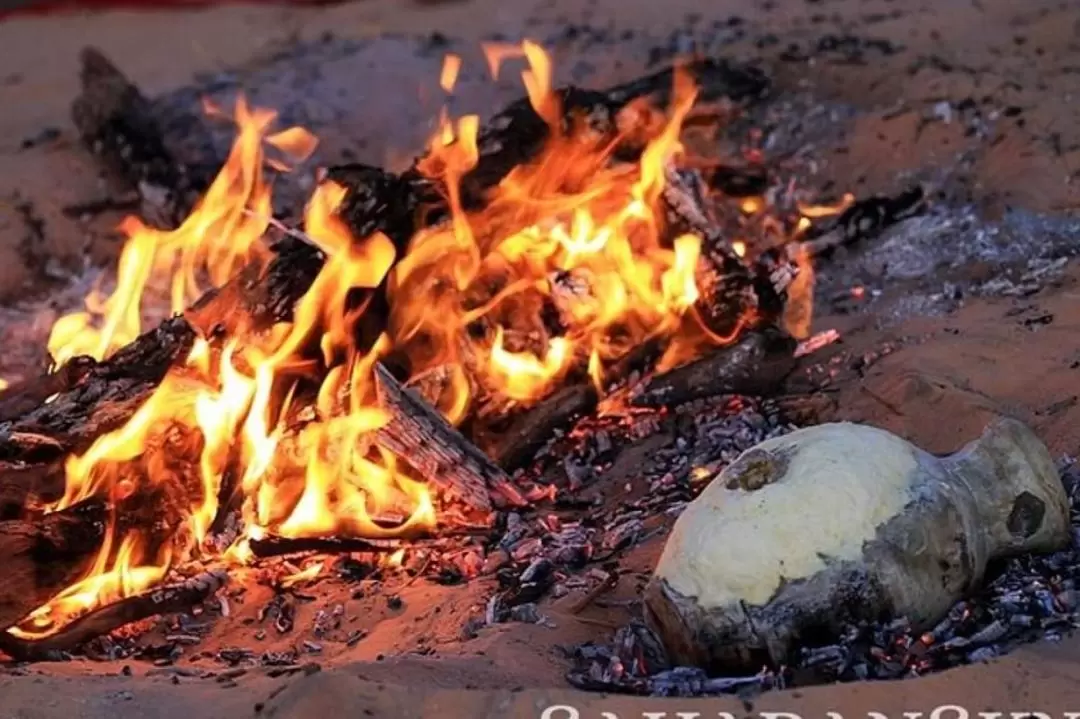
left=814, top=206, right=1080, bottom=326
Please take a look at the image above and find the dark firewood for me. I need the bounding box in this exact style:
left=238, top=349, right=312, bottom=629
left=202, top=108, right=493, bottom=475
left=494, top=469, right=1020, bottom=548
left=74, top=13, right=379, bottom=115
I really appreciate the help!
left=183, top=236, right=326, bottom=339
left=71, top=47, right=205, bottom=226
left=801, top=185, right=926, bottom=257
left=328, top=57, right=770, bottom=229
left=0, top=498, right=108, bottom=633
left=701, top=163, right=770, bottom=197
left=439, top=59, right=767, bottom=212
left=661, top=167, right=792, bottom=337
left=630, top=326, right=798, bottom=408
left=248, top=535, right=407, bottom=559
left=0, top=463, right=66, bottom=520
left=482, top=165, right=794, bottom=472
left=321, top=164, right=435, bottom=250
left=481, top=337, right=668, bottom=471
left=488, top=383, right=599, bottom=472
left=247, top=532, right=482, bottom=560
left=0, top=357, right=96, bottom=424
left=0, top=317, right=196, bottom=463
left=0, top=569, right=227, bottom=660
left=373, top=363, right=522, bottom=511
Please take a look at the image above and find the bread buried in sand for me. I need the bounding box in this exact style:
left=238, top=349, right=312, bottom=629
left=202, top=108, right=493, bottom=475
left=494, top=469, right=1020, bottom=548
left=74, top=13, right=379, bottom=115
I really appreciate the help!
left=643, top=418, right=1070, bottom=673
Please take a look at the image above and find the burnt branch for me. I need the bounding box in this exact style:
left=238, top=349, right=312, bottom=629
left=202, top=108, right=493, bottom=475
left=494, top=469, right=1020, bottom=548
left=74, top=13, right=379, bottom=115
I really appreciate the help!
left=631, top=327, right=798, bottom=408
left=0, top=318, right=196, bottom=463
left=0, top=569, right=227, bottom=661
left=0, top=357, right=96, bottom=424
left=246, top=532, right=482, bottom=560
left=0, top=462, right=67, bottom=521
left=801, top=185, right=926, bottom=257
left=488, top=384, right=599, bottom=473
left=184, top=236, right=326, bottom=338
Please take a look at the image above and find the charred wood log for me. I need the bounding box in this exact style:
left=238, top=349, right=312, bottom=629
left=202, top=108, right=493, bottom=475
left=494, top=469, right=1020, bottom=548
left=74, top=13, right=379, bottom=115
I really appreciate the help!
left=373, top=363, right=521, bottom=511
left=184, top=236, right=326, bottom=339
left=701, top=163, right=770, bottom=197
left=327, top=57, right=770, bottom=229
left=662, top=167, right=792, bottom=336
left=248, top=535, right=415, bottom=559
left=630, top=326, right=798, bottom=408
left=325, top=59, right=773, bottom=351
left=801, top=185, right=926, bottom=257
left=71, top=47, right=205, bottom=227
left=0, top=569, right=227, bottom=661
left=488, top=383, right=599, bottom=472
left=246, top=532, right=480, bottom=559
left=436, top=58, right=770, bottom=213
left=0, top=498, right=108, bottom=633
left=483, top=337, right=666, bottom=472
left=0, top=317, right=196, bottom=462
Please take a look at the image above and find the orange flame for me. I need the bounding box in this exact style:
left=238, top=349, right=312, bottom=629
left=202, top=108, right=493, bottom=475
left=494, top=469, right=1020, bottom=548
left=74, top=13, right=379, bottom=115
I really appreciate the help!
left=46, top=98, right=314, bottom=366
left=390, top=48, right=707, bottom=412
left=440, top=53, right=462, bottom=93
left=16, top=41, right=845, bottom=640
left=15, top=103, right=428, bottom=640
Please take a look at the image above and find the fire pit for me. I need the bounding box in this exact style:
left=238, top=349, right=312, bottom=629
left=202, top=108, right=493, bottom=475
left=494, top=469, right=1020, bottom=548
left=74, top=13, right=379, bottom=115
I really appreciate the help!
left=2, top=4, right=1080, bottom=714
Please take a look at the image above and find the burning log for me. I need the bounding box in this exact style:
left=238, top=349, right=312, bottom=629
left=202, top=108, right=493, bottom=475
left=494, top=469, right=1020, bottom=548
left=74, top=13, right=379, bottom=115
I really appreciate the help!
left=434, top=58, right=770, bottom=210
left=701, top=163, right=770, bottom=198
left=0, top=317, right=196, bottom=462
left=373, top=363, right=520, bottom=511
left=481, top=334, right=670, bottom=471
left=631, top=327, right=798, bottom=408
left=322, top=58, right=777, bottom=351
left=183, top=236, right=327, bottom=339
left=248, top=535, right=412, bottom=559
left=0, top=569, right=228, bottom=661
left=643, top=419, right=1070, bottom=673
left=0, top=498, right=108, bottom=633
left=71, top=47, right=205, bottom=226
left=659, top=166, right=792, bottom=339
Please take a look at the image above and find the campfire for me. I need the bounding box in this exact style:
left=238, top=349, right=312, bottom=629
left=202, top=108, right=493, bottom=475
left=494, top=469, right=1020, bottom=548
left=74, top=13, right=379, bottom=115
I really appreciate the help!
left=13, top=37, right=1047, bottom=696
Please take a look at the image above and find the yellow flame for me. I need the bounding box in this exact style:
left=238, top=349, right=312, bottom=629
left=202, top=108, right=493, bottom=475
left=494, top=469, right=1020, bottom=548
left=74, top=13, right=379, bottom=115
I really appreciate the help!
left=21, top=41, right=831, bottom=640
left=440, top=53, right=462, bottom=93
